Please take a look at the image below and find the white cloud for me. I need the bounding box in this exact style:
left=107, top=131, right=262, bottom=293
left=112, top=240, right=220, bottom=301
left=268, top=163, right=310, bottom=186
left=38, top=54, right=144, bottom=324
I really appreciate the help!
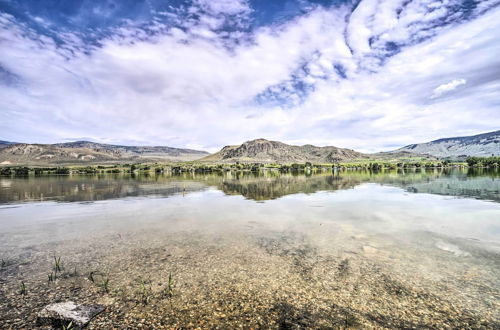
left=0, top=0, right=499, bottom=152
left=431, top=79, right=467, bottom=98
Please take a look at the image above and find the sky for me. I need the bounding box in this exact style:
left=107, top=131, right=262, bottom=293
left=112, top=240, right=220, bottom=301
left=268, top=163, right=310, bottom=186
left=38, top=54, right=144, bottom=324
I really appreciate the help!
left=1, top=0, right=499, bottom=152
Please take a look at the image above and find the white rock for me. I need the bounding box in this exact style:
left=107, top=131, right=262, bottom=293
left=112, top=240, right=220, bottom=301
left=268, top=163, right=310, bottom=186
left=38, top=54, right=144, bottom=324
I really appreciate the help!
left=37, top=301, right=105, bottom=329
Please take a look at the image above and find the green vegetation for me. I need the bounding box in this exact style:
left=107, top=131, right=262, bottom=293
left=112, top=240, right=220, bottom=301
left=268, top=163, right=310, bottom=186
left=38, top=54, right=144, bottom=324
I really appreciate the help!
left=466, top=156, right=500, bottom=167
left=14, top=167, right=30, bottom=176
left=0, top=157, right=490, bottom=177
left=54, top=167, right=71, bottom=175
left=0, top=167, right=12, bottom=175
left=53, top=255, right=63, bottom=273
left=19, top=281, right=27, bottom=295
left=62, top=321, right=74, bottom=330
left=47, top=255, right=64, bottom=283
left=138, top=278, right=153, bottom=305
left=101, top=277, right=110, bottom=293
left=163, top=272, right=174, bottom=299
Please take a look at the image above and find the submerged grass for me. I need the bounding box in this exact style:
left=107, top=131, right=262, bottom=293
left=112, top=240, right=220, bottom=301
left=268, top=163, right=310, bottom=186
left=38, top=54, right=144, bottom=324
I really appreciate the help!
left=338, top=258, right=350, bottom=276
left=62, top=321, right=74, bottom=330
left=53, top=255, right=62, bottom=273
left=101, top=277, right=110, bottom=294
left=18, top=281, right=26, bottom=295
left=138, top=278, right=153, bottom=305
left=88, top=271, right=96, bottom=283
left=160, top=272, right=174, bottom=300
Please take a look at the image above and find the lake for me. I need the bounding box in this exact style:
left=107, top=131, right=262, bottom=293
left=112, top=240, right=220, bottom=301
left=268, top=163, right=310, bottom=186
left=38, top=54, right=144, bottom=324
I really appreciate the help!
left=1, top=169, right=499, bottom=328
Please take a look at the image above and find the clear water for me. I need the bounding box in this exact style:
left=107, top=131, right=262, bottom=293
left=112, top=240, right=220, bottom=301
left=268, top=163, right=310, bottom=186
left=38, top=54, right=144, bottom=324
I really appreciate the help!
left=0, top=169, right=499, bottom=328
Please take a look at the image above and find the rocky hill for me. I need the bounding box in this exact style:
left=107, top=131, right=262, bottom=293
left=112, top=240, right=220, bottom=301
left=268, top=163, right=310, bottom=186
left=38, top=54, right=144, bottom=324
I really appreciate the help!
left=0, top=141, right=209, bottom=165
left=202, top=139, right=367, bottom=163
left=395, top=130, right=500, bottom=159
left=3, top=130, right=497, bottom=166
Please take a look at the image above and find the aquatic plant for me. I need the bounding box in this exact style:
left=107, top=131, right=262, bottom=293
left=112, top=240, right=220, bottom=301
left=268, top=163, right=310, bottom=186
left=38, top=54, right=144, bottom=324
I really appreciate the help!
left=88, top=271, right=95, bottom=283
left=160, top=272, right=174, bottom=299
left=101, top=277, right=110, bottom=293
left=62, top=321, right=74, bottom=330
left=165, top=272, right=174, bottom=298
left=1, top=258, right=6, bottom=268
left=53, top=255, right=63, bottom=273
left=19, top=281, right=27, bottom=295
left=338, top=258, right=350, bottom=276
left=139, top=278, right=152, bottom=305
left=48, top=272, right=55, bottom=283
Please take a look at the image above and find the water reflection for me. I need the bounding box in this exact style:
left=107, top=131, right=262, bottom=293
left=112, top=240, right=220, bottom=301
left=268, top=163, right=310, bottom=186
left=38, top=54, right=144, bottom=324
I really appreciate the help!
left=0, top=168, right=499, bottom=204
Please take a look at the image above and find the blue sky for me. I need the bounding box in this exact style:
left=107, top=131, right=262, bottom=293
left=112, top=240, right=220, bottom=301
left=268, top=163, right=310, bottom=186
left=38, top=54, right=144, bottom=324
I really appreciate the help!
left=1, top=0, right=499, bottom=152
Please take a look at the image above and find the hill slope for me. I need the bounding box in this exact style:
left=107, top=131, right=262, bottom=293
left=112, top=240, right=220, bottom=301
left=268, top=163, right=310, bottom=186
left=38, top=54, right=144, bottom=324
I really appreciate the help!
left=395, top=130, right=500, bottom=159
left=202, top=139, right=367, bottom=163
left=0, top=141, right=209, bottom=165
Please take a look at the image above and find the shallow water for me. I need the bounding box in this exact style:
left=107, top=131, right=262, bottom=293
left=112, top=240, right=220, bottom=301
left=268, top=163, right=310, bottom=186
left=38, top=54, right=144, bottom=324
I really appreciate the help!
left=1, top=169, right=499, bottom=328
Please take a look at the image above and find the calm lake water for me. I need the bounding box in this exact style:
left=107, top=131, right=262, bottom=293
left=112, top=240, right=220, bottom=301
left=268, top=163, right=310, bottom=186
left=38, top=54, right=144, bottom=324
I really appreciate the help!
left=1, top=169, right=499, bottom=328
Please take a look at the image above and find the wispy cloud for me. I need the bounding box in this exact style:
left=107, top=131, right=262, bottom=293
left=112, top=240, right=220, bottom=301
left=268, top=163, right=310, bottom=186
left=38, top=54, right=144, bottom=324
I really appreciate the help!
left=0, top=0, right=499, bottom=152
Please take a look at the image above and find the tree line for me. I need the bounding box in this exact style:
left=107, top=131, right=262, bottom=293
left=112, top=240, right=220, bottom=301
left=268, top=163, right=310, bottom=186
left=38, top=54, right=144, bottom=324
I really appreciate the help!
left=466, top=156, right=500, bottom=167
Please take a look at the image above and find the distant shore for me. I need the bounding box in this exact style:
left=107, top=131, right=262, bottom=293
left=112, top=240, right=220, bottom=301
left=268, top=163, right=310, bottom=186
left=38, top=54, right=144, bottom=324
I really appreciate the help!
left=1, top=156, right=499, bottom=176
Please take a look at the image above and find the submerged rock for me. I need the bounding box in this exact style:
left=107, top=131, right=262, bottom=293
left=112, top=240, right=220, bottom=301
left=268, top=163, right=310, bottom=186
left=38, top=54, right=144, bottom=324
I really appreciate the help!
left=37, top=301, right=105, bottom=329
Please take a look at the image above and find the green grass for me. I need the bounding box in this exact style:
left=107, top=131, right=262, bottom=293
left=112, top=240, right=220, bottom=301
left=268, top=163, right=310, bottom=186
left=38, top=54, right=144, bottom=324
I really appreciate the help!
left=139, top=278, right=153, bottom=305
left=163, top=272, right=174, bottom=299
left=62, top=321, right=74, bottom=330
left=53, top=255, right=63, bottom=273
left=19, top=281, right=27, bottom=295
left=100, top=277, right=110, bottom=294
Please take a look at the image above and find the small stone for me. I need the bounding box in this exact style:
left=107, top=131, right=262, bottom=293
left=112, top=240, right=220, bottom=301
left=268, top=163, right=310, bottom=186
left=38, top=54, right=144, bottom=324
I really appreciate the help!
left=37, top=301, right=105, bottom=329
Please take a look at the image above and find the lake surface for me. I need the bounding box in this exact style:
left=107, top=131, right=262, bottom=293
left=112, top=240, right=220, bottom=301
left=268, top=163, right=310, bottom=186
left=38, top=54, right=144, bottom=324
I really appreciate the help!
left=1, top=169, right=499, bottom=328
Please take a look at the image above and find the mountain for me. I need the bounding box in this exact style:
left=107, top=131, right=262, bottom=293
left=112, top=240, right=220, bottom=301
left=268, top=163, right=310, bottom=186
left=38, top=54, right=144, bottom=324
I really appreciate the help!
left=3, top=131, right=497, bottom=166
left=0, top=141, right=209, bottom=165
left=53, top=141, right=208, bottom=158
left=202, top=138, right=367, bottom=163
left=395, top=130, right=500, bottom=159
left=0, top=140, right=16, bottom=148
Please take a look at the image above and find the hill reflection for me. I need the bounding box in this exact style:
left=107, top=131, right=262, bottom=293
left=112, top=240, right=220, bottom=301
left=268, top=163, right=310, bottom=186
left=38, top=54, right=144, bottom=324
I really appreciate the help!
left=0, top=169, right=498, bottom=204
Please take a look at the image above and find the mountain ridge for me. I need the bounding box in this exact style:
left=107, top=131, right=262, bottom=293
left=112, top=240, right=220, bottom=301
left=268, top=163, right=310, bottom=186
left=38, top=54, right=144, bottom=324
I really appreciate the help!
left=0, top=141, right=209, bottom=165
left=201, top=138, right=368, bottom=163
left=395, top=130, right=500, bottom=159
left=1, top=130, right=499, bottom=165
